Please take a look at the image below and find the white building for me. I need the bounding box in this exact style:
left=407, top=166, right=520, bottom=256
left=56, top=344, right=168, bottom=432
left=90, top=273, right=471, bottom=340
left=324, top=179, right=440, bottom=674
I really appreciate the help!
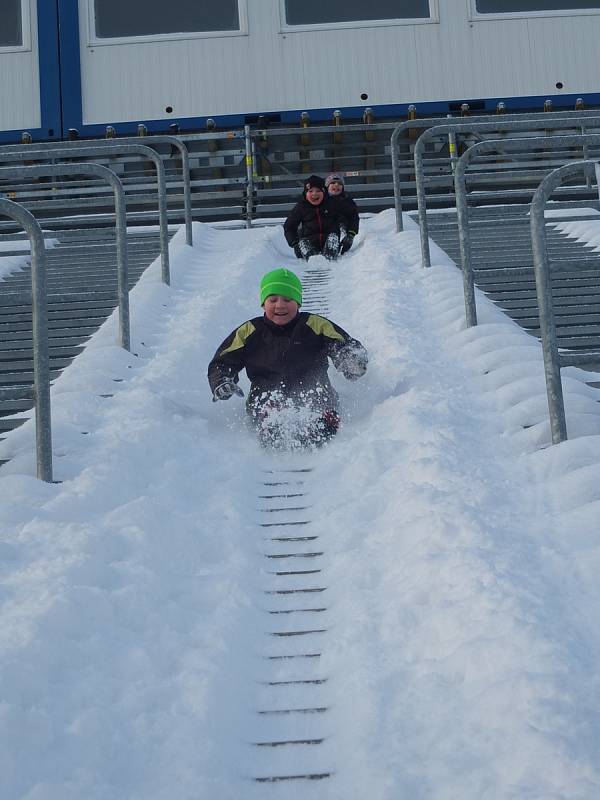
left=2, top=0, right=600, bottom=142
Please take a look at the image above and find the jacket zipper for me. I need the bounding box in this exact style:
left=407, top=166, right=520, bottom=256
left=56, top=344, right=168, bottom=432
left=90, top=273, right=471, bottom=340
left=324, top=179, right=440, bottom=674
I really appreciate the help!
left=316, top=208, right=323, bottom=246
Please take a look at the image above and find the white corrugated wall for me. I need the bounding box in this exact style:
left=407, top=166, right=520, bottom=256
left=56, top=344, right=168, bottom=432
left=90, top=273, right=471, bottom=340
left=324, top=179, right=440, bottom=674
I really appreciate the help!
left=76, top=0, right=600, bottom=124
left=0, top=0, right=40, bottom=131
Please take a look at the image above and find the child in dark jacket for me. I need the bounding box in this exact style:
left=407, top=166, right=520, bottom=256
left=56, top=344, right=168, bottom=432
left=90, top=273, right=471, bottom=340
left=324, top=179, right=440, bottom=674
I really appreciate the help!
left=208, top=268, right=367, bottom=445
left=325, top=173, right=359, bottom=254
left=283, top=175, right=348, bottom=261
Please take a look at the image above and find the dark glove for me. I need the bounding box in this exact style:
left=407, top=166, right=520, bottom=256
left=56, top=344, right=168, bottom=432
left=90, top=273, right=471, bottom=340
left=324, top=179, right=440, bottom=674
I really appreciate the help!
left=340, top=232, right=355, bottom=254
left=323, top=232, right=340, bottom=261
left=293, top=242, right=303, bottom=259
left=296, top=238, right=315, bottom=261
left=341, top=347, right=368, bottom=380
left=212, top=380, right=244, bottom=402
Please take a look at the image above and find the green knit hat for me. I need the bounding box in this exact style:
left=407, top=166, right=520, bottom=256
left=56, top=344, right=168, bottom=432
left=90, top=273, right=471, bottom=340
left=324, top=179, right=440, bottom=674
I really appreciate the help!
left=260, top=268, right=303, bottom=306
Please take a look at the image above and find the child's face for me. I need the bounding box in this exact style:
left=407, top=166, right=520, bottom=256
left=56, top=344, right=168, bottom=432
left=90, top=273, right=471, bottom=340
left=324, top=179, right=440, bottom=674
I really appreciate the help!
left=263, top=295, right=299, bottom=325
left=327, top=180, right=343, bottom=196
left=306, top=187, right=324, bottom=205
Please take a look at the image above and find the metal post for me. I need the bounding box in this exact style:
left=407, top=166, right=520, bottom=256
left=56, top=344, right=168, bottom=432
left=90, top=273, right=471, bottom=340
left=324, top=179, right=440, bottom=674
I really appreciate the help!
left=530, top=167, right=576, bottom=444
left=0, top=198, right=52, bottom=481
left=244, top=124, right=254, bottom=228
left=413, top=140, right=430, bottom=268
left=447, top=114, right=458, bottom=175
left=453, top=159, right=478, bottom=328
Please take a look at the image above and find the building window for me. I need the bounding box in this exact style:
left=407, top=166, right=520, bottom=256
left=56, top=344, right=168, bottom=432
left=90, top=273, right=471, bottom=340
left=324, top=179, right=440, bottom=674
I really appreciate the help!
left=93, top=0, right=241, bottom=39
left=284, top=0, right=431, bottom=26
left=475, top=0, right=600, bottom=12
left=1, top=0, right=22, bottom=47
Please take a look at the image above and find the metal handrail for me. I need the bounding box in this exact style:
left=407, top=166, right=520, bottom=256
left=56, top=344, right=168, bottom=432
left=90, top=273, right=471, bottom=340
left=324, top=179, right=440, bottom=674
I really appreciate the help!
left=0, top=144, right=171, bottom=284
left=530, top=159, right=600, bottom=444
left=453, top=132, right=600, bottom=327
left=0, top=135, right=193, bottom=246
left=412, top=115, right=600, bottom=268
left=391, top=109, right=600, bottom=233
left=0, top=197, right=52, bottom=481
left=0, top=162, right=131, bottom=349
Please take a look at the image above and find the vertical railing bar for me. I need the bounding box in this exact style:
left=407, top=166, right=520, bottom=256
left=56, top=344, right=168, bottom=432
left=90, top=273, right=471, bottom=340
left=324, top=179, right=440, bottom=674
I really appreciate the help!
left=0, top=198, right=52, bottom=482
left=528, top=163, right=596, bottom=444
left=244, top=124, right=254, bottom=228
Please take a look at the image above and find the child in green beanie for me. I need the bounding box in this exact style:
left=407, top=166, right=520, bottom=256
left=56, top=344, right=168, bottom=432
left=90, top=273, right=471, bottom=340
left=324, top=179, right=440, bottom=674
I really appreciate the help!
left=208, top=268, right=367, bottom=445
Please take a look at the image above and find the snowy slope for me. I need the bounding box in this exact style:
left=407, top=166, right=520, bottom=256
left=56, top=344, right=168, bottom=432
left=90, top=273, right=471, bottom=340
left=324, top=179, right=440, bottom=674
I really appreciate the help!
left=1, top=212, right=600, bottom=799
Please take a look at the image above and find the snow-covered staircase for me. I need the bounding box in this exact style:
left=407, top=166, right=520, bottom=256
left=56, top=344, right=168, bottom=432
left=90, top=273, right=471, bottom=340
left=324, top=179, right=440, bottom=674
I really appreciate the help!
left=0, top=228, right=163, bottom=462
left=425, top=208, right=600, bottom=374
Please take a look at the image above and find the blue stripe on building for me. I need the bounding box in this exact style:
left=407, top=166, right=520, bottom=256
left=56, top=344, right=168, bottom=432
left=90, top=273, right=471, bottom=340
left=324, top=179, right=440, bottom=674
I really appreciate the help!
left=57, top=0, right=83, bottom=137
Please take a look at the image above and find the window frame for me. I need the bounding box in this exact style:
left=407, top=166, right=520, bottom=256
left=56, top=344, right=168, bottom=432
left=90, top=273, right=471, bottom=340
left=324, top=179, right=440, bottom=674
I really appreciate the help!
left=279, top=0, right=439, bottom=32
left=0, top=0, right=31, bottom=54
left=86, top=0, right=248, bottom=47
left=469, top=0, right=600, bottom=21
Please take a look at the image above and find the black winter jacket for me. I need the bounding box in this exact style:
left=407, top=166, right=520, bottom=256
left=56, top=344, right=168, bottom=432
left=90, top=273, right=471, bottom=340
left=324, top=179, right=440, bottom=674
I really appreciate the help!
left=283, top=196, right=347, bottom=249
left=329, top=192, right=359, bottom=235
left=208, top=312, right=367, bottom=412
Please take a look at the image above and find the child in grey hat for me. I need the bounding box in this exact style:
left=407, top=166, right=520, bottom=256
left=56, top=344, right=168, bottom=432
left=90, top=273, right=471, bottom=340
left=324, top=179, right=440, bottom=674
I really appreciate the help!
left=325, top=173, right=359, bottom=254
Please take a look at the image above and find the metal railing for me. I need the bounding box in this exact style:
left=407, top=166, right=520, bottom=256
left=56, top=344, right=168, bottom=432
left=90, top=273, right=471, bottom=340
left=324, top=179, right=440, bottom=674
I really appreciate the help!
left=0, top=162, right=131, bottom=349
left=411, top=114, right=600, bottom=268
left=0, top=135, right=193, bottom=246
left=530, top=160, right=600, bottom=444
left=391, top=108, right=600, bottom=233
left=0, top=144, right=171, bottom=284
left=0, top=197, right=52, bottom=481
left=3, top=110, right=600, bottom=233
left=453, top=133, right=600, bottom=328
left=1, top=130, right=246, bottom=226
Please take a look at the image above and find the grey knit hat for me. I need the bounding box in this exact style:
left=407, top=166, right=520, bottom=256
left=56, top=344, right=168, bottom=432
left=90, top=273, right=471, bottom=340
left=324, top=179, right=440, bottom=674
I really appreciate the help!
left=325, top=173, right=344, bottom=188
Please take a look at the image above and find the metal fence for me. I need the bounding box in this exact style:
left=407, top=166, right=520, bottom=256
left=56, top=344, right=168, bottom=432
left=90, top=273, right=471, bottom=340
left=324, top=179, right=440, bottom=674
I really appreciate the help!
left=453, top=133, right=600, bottom=328
left=530, top=160, right=600, bottom=444
left=2, top=108, right=600, bottom=232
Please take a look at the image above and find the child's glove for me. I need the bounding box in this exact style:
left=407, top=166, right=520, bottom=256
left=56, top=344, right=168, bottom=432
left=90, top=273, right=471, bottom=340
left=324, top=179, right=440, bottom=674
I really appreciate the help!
left=341, top=347, right=368, bottom=380
left=292, top=241, right=303, bottom=259
left=213, top=380, right=244, bottom=401
left=297, top=239, right=314, bottom=261
left=323, top=232, right=340, bottom=261
left=340, top=232, right=355, bottom=254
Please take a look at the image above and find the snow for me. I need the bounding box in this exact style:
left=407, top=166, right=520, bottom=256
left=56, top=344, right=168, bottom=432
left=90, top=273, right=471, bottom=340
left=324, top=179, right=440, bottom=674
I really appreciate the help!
left=1, top=211, right=600, bottom=798
left=0, top=237, right=58, bottom=280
